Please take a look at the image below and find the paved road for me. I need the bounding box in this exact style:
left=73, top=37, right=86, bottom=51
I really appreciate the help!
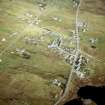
left=54, top=0, right=82, bottom=105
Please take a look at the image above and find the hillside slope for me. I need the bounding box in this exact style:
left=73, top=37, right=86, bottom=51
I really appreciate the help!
left=0, top=0, right=105, bottom=105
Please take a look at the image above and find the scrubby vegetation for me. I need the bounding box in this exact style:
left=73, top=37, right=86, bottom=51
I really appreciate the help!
left=0, top=0, right=105, bottom=105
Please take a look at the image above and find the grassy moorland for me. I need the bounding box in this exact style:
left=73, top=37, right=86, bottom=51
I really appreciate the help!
left=0, top=0, right=105, bottom=105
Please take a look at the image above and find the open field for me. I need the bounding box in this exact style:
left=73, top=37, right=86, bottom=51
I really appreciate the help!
left=0, top=0, right=105, bottom=105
